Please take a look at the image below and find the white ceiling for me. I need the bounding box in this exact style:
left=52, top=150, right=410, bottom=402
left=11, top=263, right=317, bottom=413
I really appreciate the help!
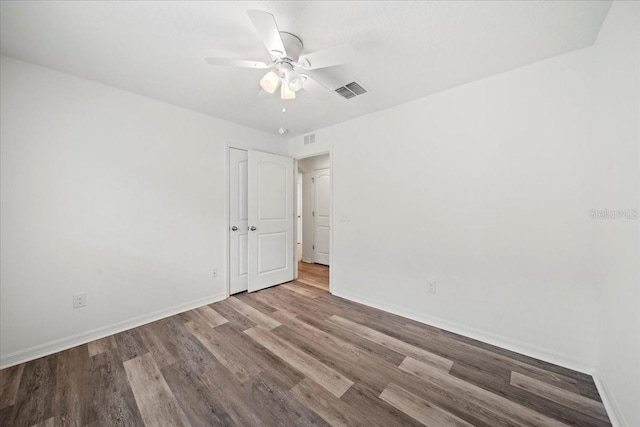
left=0, top=1, right=611, bottom=137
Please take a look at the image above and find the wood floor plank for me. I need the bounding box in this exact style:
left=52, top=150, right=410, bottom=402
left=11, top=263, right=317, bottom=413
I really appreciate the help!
left=380, top=382, right=474, bottom=427
left=186, top=361, right=264, bottom=426
left=319, top=292, right=440, bottom=335
left=252, top=287, right=337, bottom=321
left=123, top=353, right=191, bottom=426
left=280, top=282, right=322, bottom=298
left=0, top=405, right=13, bottom=425
left=329, top=315, right=454, bottom=372
left=235, top=293, right=279, bottom=314
left=274, top=309, right=371, bottom=359
left=244, top=326, right=354, bottom=397
left=270, top=309, right=298, bottom=323
left=271, top=313, right=410, bottom=393
left=53, top=345, right=92, bottom=426
left=339, top=382, right=426, bottom=427
left=450, top=361, right=610, bottom=427
left=185, top=320, right=261, bottom=383
left=182, top=305, right=229, bottom=328
left=208, top=299, right=257, bottom=331
left=400, top=356, right=571, bottom=427
left=187, top=320, right=304, bottom=388
left=511, top=371, right=609, bottom=422
left=113, top=328, right=148, bottom=362
left=137, top=321, right=180, bottom=369
left=161, top=361, right=234, bottom=426
left=8, top=355, right=57, bottom=426
left=159, top=316, right=224, bottom=378
left=295, top=313, right=407, bottom=366
left=290, top=377, right=367, bottom=427
left=0, top=363, right=24, bottom=409
left=401, top=320, right=599, bottom=402
left=439, top=328, right=600, bottom=396
left=31, top=416, right=55, bottom=426
left=87, top=335, right=117, bottom=357
left=296, top=276, right=329, bottom=291
left=272, top=318, right=519, bottom=426
left=380, top=370, right=512, bottom=427
left=246, top=370, right=331, bottom=427
left=297, top=262, right=329, bottom=291
left=88, top=349, right=144, bottom=425
left=226, top=296, right=281, bottom=330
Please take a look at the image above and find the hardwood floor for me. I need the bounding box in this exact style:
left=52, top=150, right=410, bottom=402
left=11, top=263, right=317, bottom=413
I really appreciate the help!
left=297, top=261, right=329, bottom=291
left=0, top=268, right=610, bottom=426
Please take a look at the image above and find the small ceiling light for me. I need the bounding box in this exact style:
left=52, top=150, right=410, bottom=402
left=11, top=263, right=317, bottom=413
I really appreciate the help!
left=260, top=71, right=280, bottom=94
left=288, top=75, right=307, bottom=92
left=278, top=127, right=288, bottom=135
left=281, top=83, right=295, bottom=100
left=282, top=107, right=286, bottom=113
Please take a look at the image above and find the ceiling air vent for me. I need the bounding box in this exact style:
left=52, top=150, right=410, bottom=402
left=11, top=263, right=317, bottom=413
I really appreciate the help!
left=304, top=133, right=316, bottom=145
left=346, top=82, right=367, bottom=95
left=335, top=81, right=367, bottom=99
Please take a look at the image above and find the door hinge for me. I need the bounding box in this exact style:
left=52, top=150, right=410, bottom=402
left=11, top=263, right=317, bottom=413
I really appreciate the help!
left=312, top=177, right=315, bottom=183
left=312, top=211, right=315, bottom=216
left=313, top=245, right=315, bottom=250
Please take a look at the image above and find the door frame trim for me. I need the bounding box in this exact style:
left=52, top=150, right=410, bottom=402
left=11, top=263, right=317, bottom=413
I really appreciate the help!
left=294, top=149, right=333, bottom=294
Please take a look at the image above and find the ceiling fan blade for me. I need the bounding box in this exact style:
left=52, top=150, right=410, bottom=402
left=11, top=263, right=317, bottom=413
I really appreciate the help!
left=298, top=44, right=354, bottom=70
left=205, top=57, right=270, bottom=69
left=301, top=75, right=332, bottom=98
left=247, top=10, right=287, bottom=58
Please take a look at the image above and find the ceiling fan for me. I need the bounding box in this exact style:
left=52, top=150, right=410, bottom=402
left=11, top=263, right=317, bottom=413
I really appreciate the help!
left=205, top=10, right=354, bottom=100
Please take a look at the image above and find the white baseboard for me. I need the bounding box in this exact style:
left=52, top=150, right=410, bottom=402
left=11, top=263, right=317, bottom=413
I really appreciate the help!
left=592, top=373, right=627, bottom=427
left=0, top=292, right=227, bottom=369
left=331, top=288, right=594, bottom=375
left=301, top=258, right=313, bottom=263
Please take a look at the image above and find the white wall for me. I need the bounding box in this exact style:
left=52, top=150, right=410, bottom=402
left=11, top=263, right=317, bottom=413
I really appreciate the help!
left=291, top=42, right=600, bottom=371
left=592, top=2, right=640, bottom=426
left=290, top=3, right=639, bottom=424
left=0, top=56, right=286, bottom=367
left=297, top=154, right=330, bottom=262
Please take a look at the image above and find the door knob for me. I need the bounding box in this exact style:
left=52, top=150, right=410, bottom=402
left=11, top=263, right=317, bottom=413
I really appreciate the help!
left=250, top=226, right=257, bottom=231
left=231, top=226, right=238, bottom=231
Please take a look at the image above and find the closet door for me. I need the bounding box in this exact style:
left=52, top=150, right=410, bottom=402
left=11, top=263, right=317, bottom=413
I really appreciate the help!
left=229, top=148, right=249, bottom=294
left=247, top=150, right=294, bottom=292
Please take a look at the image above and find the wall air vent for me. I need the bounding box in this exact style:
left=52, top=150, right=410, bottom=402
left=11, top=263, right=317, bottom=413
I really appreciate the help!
left=335, top=81, right=368, bottom=99
left=304, top=133, right=316, bottom=145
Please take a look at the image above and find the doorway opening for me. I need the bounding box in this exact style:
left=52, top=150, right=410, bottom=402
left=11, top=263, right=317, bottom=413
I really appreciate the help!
left=296, top=153, right=330, bottom=292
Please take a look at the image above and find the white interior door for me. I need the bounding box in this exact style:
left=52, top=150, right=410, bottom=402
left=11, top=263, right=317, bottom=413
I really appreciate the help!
left=229, top=148, right=249, bottom=294
left=313, top=168, right=331, bottom=266
left=297, top=174, right=303, bottom=244
left=248, top=150, right=294, bottom=292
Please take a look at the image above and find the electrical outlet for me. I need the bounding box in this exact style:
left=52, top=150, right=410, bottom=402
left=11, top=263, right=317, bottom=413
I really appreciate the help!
left=73, top=292, right=87, bottom=308
left=427, top=281, right=437, bottom=294
left=211, top=269, right=218, bottom=278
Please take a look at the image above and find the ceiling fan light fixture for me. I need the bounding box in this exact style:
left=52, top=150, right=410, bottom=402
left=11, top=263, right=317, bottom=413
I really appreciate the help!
left=260, top=71, right=280, bottom=94
left=281, top=83, right=296, bottom=100
left=205, top=11, right=355, bottom=101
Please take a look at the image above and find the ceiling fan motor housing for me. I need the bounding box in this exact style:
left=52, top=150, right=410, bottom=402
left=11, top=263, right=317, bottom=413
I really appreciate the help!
left=277, top=32, right=303, bottom=63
